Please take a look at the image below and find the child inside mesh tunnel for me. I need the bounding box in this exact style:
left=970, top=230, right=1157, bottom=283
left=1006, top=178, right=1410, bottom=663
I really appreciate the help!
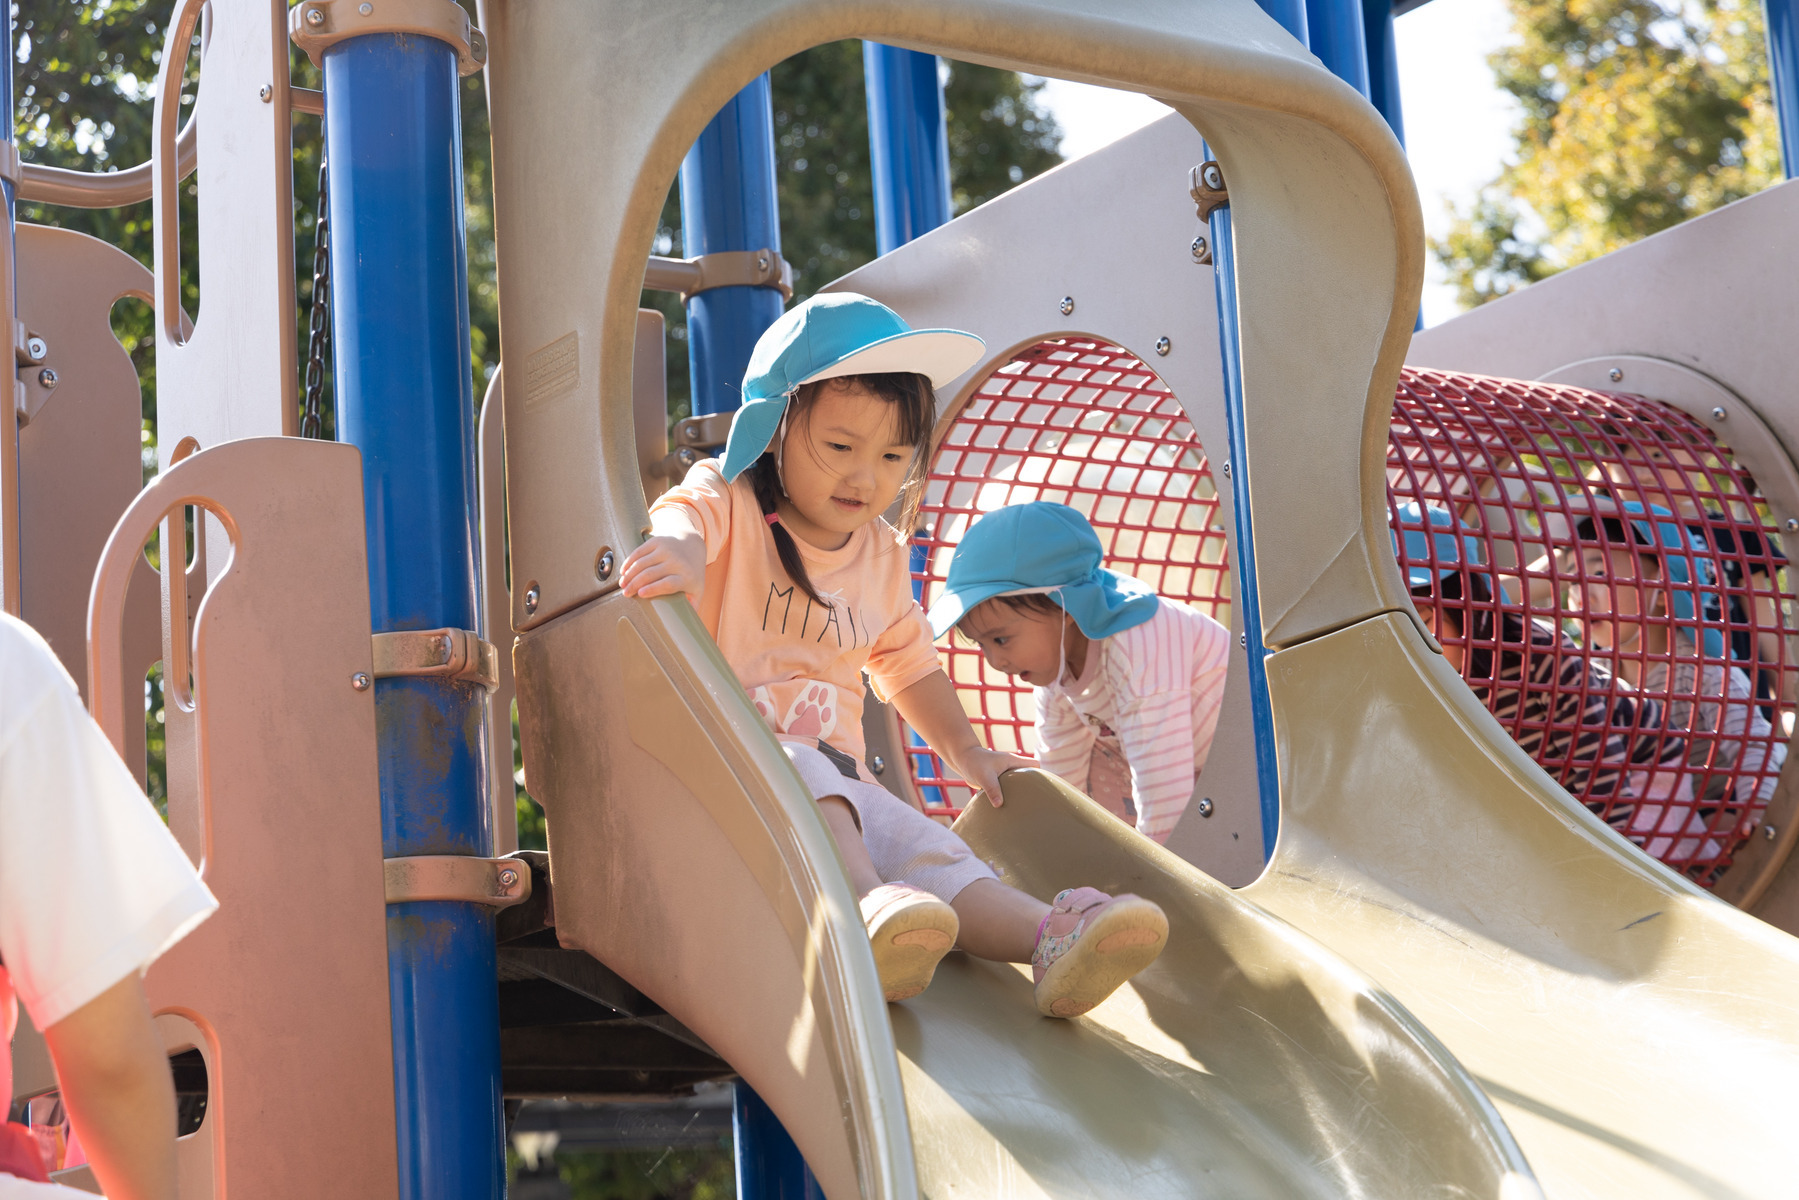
left=1394, top=503, right=1688, bottom=845
left=928, top=502, right=1232, bottom=846
left=1568, top=506, right=1787, bottom=855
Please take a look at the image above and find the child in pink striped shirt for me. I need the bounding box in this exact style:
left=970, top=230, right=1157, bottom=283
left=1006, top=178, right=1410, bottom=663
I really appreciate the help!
left=931, top=503, right=1231, bottom=844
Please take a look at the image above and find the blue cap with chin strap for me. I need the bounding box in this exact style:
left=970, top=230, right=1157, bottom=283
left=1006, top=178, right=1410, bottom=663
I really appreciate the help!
left=1391, top=502, right=1485, bottom=585
left=718, top=292, right=985, bottom=482
left=1579, top=500, right=1726, bottom=660
left=927, top=502, right=1160, bottom=640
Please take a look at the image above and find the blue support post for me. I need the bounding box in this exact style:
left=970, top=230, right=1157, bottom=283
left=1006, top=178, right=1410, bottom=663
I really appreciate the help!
left=1766, top=0, right=1799, bottom=177
left=863, top=44, right=953, bottom=256
left=680, top=75, right=787, bottom=421
left=680, top=77, right=818, bottom=1197
left=864, top=40, right=955, bottom=810
left=1361, top=0, right=1407, bottom=146
left=1255, top=0, right=1310, bottom=44
left=324, top=35, right=500, bottom=1200
left=1206, top=199, right=1282, bottom=861
left=1305, top=0, right=1371, bottom=96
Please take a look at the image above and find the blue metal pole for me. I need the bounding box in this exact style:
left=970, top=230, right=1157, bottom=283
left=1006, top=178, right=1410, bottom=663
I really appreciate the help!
left=1254, top=0, right=1310, bottom=45
left=733, top=1087, right=825, bottom=1200
left=1766, top=0, right=1799, bottom=177
left=1305, top=0, right=1371, bottom=96
left=863, top=44, right=953, bottom=256
left=680, top=75, right=786, bottom=422
left=680, top=78, right=817, bottom=1196
left=324, top=34, right=500, bottom=1200
left=1206, top=200, right=1282, bottom=861
left=1361, top=0, right=1407, bottom=146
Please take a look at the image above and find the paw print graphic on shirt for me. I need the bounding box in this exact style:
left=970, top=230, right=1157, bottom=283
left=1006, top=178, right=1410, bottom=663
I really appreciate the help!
left=783, top=682, right=839, bottom=740
left=747, top=686, right=778, bottom=730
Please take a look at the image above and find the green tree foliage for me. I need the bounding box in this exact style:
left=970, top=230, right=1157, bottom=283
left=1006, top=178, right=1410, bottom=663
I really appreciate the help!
left=1434, top=0, right=1779, bottom=307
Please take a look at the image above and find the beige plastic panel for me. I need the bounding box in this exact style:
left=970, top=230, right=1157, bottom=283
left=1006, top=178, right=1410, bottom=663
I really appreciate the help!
left=1407, top=181, right=1799, bottom=931
left=152, top=0, right=298, bottom=464
left=511, top=593, right=912, bottom=1199
left=14, top=224, right=161, bottom=782
left=88, top=438, right=398, bottom=1199
left=1244, top=612, right=1799, bottom=1198
left=828, top=115, right=1265, bottom=881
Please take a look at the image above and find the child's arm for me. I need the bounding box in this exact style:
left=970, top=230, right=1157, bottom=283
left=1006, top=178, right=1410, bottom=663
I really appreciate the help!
left=43, top=972, right=178, bottom=1200
left=890, top=669, right=1033, bottom=805
left=619, top=511, right=707, bottom=599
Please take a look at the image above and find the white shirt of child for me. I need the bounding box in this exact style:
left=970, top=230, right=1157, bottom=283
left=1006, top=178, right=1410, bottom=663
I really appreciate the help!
left=1032, top=598, right=1232, bottom=843
left=0, top=612, right=217, bottom=1130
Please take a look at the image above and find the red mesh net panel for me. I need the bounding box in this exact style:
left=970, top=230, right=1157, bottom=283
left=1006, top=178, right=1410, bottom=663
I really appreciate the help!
left=912, top=343, right=1793, bottom=885
left=1389, top=367, right=1792, bottom=887
left=909, top=338, right=1232, bottom=815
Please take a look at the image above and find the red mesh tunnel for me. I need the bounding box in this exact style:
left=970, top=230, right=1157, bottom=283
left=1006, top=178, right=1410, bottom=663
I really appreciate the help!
left=913, top=341, right=1796, bottom=888
left=1390, top=368, right=1793, bottom=887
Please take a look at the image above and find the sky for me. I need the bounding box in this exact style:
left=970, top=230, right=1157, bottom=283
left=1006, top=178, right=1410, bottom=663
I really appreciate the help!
left=1026, top=0, right=1519, bottom=327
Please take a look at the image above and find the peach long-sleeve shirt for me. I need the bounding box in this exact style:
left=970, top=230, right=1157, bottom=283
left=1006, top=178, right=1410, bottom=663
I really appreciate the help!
left=651, top=460, right=941, bottom=777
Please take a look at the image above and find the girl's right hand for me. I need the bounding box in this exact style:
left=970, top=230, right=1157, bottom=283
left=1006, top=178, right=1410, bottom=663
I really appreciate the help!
left=619, top=532, right=706, bottom=599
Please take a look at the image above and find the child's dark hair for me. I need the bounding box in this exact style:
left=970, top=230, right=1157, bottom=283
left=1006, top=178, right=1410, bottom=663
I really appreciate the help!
left=952, top=592, right=1066, bottom=642
left=1573, top=514, right=1656, bottom=552
left=747, top=371, right=936, bottom=606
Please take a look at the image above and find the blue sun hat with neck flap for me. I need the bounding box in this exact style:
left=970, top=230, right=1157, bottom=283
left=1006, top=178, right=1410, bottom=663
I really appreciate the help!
left=927, top=502, right=1159, bottom=639
left=719, top=292, right=986, bottom=482
left=1391, top=502, right=1486, bottom=586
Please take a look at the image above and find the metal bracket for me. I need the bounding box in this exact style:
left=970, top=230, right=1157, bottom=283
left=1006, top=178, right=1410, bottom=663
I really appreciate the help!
left=371, top=627, right=500, bottom=689
left=384, top=855, right=531, bottom=907
left=642, top=249, right=794, bottom=302
left=645, top=412, right=735, bottom=478
left=1190, top=160, right=1229, bottom=221
left=290, top=0, right=487, bottom=76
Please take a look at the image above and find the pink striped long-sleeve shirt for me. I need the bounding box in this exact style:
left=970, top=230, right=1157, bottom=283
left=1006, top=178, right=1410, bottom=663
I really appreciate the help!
left=1033, top=598, right=1232, bottom=842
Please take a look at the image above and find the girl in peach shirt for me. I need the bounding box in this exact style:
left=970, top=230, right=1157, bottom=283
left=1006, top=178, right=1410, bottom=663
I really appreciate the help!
left=620, top=293, right=1166, bottom=1016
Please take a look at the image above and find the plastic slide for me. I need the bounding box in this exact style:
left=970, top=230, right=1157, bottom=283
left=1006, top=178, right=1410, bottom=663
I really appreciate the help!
left=482, top=0, right=1799, bottom=1195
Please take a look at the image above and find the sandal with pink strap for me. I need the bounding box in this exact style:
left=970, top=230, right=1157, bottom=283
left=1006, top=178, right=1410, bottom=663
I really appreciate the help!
left=1031, top=887, right=1168, bottom=1017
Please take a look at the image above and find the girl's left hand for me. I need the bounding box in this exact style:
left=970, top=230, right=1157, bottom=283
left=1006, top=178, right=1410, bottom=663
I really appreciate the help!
left=955, top=747, right=1036, bottom=807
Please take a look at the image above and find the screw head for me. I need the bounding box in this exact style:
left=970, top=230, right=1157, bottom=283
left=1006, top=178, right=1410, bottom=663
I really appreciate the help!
left=1221, top=459, right=1231, bottom=477
left=1196, top=796, right=1215, bottom=818
left=1712, top=405, right=1728, bottom=421
left=25, top=336, right=46, bottom=361
left=595, top=548, right=615, bottom=581
left=1608, top=367, right=1623, bottom=382
left=469, top=30, right=487, bottom=61
left=258, top=84, right=272, bottom=102
left=1058, top=296, right=1075, bottom=316
left=1765, top=823, right=1779, bottom=842
left=756, top=253, right=769, bottom=271
left=305, top=6, right=326, bottom=25
left=1191, top=235, right=1209, bottom=261
left=1238, top=632, right=1246, bottom=648
left=497, top=867, right=519, bottom=887
left=1202, top=163, right=1224, bottom=191
left=871, top=755, right=886, bottom=776
left=358, top=1, right=372, bottom=12
left=37, top=368, right=56, bottom=388
left=1154, top=337, right=1171, bottom=357
left=524, top=583, right=541, bottom=615
left=1785, top=518, right=1799, bottom=534
left=351, top=672, right=371, bottom=691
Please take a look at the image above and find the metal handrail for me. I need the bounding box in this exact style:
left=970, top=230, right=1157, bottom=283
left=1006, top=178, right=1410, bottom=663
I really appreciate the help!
left=18, top=114, right=198, bottom=209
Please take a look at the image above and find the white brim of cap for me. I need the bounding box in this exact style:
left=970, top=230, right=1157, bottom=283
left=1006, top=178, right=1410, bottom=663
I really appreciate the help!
left=797, top=328, right=986, bottom=391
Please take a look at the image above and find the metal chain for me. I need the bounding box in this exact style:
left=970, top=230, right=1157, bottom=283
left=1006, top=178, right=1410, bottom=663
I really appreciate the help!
left=300, top=150, right=331, bottom=439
